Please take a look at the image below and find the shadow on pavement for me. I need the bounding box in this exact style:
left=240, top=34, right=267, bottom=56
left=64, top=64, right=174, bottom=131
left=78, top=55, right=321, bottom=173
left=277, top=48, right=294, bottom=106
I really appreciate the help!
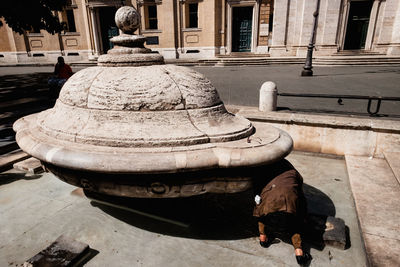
left=0, top=172, right=42, bottom=186
left=0, top=72, right=59, bottom=137
left=88, top=183, right=336, bottom=250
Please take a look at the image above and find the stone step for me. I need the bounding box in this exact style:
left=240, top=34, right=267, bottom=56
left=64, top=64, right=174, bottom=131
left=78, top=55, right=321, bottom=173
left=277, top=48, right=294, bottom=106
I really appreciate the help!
left=0, top=87, right=49, bottom=102
left=383, top=151, right=400, bottom=185
left=216, top=62, right=269, bottom=67
left=333, top=50, right=384, bottom=56
left=315, top=61, right=400, bottom=66
left=23, top=235, right=91, bottom=267
left=345, top=155, right=400, bottom=267
left=13, top=157, right=44, bottom=174
left=0, top=150, right=30, bottom=172
left=0, top=96, right=50, bottom=112
left=218, top=60, right=268, bottom=63
left=316, top=56, right=400, bottom=60
left=314, top=56, right=400, bottom=66
left=217, top=53, right=270, bottom=58
left=0, top=141, right=19, bottom=155
left=0, top=126, right=14, bottom=139
left=0, top=104, right=52, bottom=126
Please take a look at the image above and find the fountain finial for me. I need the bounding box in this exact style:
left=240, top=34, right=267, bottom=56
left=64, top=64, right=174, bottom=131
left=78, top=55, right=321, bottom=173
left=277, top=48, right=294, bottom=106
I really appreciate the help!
left=97, top=6, right=164, bottom=66
left=115, top=6, right=140, bottom=34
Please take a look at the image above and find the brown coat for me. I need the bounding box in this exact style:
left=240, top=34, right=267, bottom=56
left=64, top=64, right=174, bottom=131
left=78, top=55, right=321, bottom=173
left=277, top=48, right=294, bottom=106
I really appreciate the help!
left=253, top=160, right=306, bottom=218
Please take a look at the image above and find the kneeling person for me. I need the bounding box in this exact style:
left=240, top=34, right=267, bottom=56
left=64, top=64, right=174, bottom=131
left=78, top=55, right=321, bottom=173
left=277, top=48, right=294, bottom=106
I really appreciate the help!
left=253, top=159, right=312, bottom=266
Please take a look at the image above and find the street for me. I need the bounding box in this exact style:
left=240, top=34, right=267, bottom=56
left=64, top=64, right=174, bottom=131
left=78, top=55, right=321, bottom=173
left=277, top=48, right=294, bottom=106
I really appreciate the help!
left=1, top=64, right=399, bottom=117
left=193, top=65, right=400, bottom=117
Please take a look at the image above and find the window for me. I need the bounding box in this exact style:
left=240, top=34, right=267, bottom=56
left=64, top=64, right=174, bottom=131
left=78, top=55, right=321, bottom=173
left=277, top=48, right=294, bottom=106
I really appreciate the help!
left=66, top=10, right=77, bottom=32
left=30, top=27, right=41, bottom=34
left=61, top=8, right=77, bottom=32
left=145, top=5, right=158, bottom=30
left=188, top=3, right=198, bottom=28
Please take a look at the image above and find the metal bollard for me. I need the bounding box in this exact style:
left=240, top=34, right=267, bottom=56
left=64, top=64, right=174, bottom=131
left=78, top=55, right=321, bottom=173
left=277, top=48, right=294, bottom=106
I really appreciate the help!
left=259, top=81, right=277, bottom=112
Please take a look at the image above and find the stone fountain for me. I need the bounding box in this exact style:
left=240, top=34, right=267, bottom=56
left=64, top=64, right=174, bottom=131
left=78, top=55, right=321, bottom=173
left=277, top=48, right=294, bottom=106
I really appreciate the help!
left=13, top=6, right=292, bottom=198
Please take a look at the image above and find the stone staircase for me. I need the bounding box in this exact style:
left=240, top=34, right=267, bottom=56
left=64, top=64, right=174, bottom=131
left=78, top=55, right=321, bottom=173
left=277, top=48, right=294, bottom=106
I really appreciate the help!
left=314, top=56, right=400, bottom=66
left=169, top=56, right=400, bottom=67
left=345, top=153, right=400, bottom=267
left=0, top=72, right=55, bottom=172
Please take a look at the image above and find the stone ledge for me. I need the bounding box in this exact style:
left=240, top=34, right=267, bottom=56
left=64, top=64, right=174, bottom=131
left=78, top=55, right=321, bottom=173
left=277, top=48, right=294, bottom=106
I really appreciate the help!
left=228, top=105, right=400, bottom=133
left=226, top=106, right=400, bottom=157
left=13, top=157, right=44, bottom=174
left=345, top=155, right=400, bottom=267
left=383, top=151, right=400, bottom=184
left=0, top=150, right=30, bottom=172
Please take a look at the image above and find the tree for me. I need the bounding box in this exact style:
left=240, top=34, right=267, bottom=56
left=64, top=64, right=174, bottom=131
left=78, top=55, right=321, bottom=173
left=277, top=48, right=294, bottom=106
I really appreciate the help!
left=0, top=0, right=68, bottom=34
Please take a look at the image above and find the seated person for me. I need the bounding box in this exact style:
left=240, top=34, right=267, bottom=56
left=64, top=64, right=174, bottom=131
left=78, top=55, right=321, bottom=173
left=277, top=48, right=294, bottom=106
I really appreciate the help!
left=253, top=159, right=312, bottom=266
left=48, top=56, right=72, bottom=91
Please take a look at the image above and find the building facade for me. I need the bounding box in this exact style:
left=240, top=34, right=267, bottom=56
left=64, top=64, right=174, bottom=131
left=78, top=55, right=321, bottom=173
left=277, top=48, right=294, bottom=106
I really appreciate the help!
left=0, top=0, right=399, bottom=64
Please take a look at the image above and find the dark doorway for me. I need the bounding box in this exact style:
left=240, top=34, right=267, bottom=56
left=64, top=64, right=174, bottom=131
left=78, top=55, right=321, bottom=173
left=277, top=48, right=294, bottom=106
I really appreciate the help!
left=98, top=7, right=118, bottom=54
left=232, top=7, right=253, bottom=52
left=344, top=1, right=373, bottom=50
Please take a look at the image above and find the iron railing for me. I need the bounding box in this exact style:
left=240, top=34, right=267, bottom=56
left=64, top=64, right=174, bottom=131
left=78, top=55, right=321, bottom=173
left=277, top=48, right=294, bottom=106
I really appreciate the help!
left=278, top=93, right=400, bottom=116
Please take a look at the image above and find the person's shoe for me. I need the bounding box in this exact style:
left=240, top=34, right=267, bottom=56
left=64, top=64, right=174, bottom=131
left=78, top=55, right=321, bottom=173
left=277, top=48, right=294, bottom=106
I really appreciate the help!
left=259, top=240, right=269, bottom=248
left=259, top=234, right=269, bottom=248
left=296, top=251, right=312, bottom=266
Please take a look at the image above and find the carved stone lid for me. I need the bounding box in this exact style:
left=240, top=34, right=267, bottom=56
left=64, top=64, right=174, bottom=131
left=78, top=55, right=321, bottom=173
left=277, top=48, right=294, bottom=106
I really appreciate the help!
left=13, top=6, right=292, bottom=174
left=36, top=6, right=254, bottom=147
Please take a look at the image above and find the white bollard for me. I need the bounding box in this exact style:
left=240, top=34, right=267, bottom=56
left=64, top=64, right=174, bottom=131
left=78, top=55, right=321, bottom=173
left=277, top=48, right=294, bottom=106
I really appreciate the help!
left=259, top=81, right=277, bottom=112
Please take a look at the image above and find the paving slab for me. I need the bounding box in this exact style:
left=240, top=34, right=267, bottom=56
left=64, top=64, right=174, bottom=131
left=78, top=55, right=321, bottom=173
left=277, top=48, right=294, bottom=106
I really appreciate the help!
left=0, top=152, right=366, bottom=266
left=0, top=150, right=30, bottom=172
left=345, top=155, right=400, bottom=267
left=383, top=151, right=400, bottom=185
left=13, top=157, right=44, bottom=174
left=23, top=235, right=90, bottom=267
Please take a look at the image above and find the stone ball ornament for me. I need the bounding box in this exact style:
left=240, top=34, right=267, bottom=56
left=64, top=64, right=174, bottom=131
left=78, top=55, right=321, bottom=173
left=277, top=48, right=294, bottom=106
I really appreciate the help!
left=13, top=6, right=293, bottom=198
left=115, top=6, right=140, bottom=34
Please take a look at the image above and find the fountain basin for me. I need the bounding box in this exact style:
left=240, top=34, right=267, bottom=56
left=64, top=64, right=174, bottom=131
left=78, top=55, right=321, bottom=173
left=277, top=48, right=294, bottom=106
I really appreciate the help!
left=13, top=6, right=293, bottom=198
left=14, top=113, right=292, bottom=197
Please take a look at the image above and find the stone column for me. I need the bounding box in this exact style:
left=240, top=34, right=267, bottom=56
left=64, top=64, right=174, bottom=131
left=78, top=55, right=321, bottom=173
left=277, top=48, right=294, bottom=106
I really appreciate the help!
left=295, top=0, right=314, bottom=57
left=374, top=0, right=399, bottom=54
left=257, top=0, right=271, bottom=54
left=226, top=2, right=232, bottom=54
left=89, top=7, right=100, bottom=58
left=315, top=0, right=342, bottom=55
left=269, top=0, right=289, bottom=56
left=388, top=0, right=400, bottom=55
left=364, top=0, right=382, bottom=51
left=251, top=1, right=260, bottom=53
left=5, top=26, right=17, bottom=63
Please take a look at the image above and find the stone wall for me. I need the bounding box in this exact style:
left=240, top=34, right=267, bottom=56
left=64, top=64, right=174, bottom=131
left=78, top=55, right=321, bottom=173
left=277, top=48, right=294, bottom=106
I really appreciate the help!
left=270, top=0, right=400, bottom=57
left=0, top=0, right=91, bottom=64
left=258, top=0, right=273, bottom=48
left=1, top=0, right=400, bottom=63
left=233, top=106, right=400, bottom=158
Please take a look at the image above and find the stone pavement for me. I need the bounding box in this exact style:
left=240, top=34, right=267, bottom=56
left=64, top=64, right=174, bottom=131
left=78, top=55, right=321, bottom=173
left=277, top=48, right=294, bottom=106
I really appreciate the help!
left=0, top=71, right=56, bottom=171
left=346, top=155, right=400, bottom=267
left=1, top=64, right=399, bottom=266
left=233, top=108, right=400, bottom=267
left=0, top=152, right=367, bottom=266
